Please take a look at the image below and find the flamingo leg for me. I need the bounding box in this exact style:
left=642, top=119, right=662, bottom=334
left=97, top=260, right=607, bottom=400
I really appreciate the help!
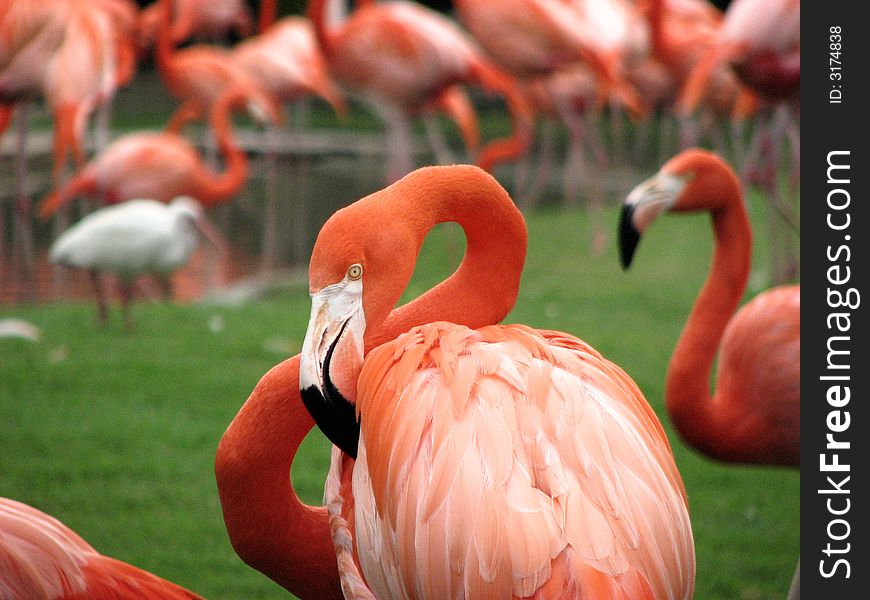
left=12, top=103, right=37, bottom=297
left=421, top=113, right=454, bottom=166
left=368, top=99, right=414, bottom=183
left=260, top=122, right=281, bottom=271
left=517, top=118, right=554, bottom=211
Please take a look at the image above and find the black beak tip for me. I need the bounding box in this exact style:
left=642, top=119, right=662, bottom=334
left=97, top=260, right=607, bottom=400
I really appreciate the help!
left=618, top=204, right=640, bottom=270
left=300, top=384, right=360, bottom=460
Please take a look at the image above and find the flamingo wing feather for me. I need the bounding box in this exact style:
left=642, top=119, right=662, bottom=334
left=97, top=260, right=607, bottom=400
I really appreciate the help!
left=347, top=322, right=693, bottom=599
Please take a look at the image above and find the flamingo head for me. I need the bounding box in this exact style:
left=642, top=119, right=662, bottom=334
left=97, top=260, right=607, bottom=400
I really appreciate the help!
left=619, top=148, right=737, bottom=268
left=299, top=176, right=420, bottom=458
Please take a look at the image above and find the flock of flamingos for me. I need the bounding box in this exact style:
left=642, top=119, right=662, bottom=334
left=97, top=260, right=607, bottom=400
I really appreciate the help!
left=1, top=0, right=799, bottom=599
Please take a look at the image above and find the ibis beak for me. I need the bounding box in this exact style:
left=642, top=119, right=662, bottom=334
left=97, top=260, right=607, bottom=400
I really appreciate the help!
left=300, top=284, right=365, bottom=458
left=193, top=214, right=228, bottom=257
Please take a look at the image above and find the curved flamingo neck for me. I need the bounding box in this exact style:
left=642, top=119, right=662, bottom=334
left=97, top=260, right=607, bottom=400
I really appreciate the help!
left=307, top=0, right=341, bottom=57
left=259, top=0, right=277, bottom=33
left=215, top=356, right=342, bottom=598
left=365, top=166, right=527, bottom=349
left=665, top=176, right=752, bottom=460
left=155, top=0, right=176, bottom=80
left=645, top=0, right=666, bottom=54
left=195, top=92, right=248, bottom=204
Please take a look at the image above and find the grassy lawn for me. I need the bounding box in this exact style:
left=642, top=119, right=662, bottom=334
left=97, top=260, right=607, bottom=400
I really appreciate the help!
left=1, top=187, right=798, bottom=599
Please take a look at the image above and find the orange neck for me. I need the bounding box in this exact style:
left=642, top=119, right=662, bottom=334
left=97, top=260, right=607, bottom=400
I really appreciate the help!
left=155, top=0, right=177, bottom=82
left=215, top=356, right=342, bottom=598
left=367, top=166, right=527, bottom=347
left=468, top=63, right=534, bottom=173
left=307, top=0, right=338, bottom=58
left=665, top=176, right=752, bottom=460
left=259, top=0, right=276, bottom=33
left=194, top=92, right=248, bottom=205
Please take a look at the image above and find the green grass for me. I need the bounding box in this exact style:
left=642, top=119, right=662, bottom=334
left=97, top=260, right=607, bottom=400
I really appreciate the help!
left=1, top=194, right=798, bottom=599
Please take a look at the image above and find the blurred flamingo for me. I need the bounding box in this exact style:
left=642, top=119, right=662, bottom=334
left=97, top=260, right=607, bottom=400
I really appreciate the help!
left=137, top=0, right=253, bottom=51
left=453, top=0, right=643, bottom=111
left=49, top=196, right=226, bottom=329
left=1, top=0, right=137, bottom=285
left=232, top=0, right=347, bottom=268
left=619, top=148, right=799, bottom=597
left=308, top=0, right=534, bottom=182
left=297, top=165, right=694, bottom=599
left=153, top=0, right=277, bottom=134
left=38, top=85, right=281, bottom=218
left=642, top=0, right=758, bottom=151
left=677, top=0, right=800, bottom=283
left=0, top=496, right=204, bottom=599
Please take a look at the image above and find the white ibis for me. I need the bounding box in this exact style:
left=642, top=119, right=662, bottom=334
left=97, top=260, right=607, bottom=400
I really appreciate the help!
left=49, top=196, right=226, bottom=329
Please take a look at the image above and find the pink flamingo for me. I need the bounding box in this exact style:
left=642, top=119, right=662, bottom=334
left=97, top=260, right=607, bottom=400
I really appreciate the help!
left=677, top=0, right=800, bottom=283
left=38, top=85, right=281, bottom=218
left=619, top=149, right=799, bottom=598
left=137, top=0, right=253, bottom=51
left=298, top=164, right=695, bottom=599
left=308, top=0, right=533, bottom=182
left=0, top=496, right=204, bottom=599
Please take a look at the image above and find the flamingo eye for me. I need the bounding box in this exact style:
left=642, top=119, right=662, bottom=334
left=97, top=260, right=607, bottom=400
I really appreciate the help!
left=347, top=264, right=363, bottom=280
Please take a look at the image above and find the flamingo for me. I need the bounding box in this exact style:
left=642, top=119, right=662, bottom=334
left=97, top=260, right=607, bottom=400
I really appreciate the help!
left=453, top=0, right=643, bottom=111
left=618, top=148, right=799, bottom=595
left=49, top=196, right=225, bottom=328
left=37, top=85, right=280, bottom=218
left=677, top=0, right=800, bottom=284
left=0, top=0, right=135, bottom=284
left=137, top=0, right=253, bottom=51
left=307, top=0, right=533, bottom=182
left=641, top=0, right=758, bottom=152
left=153, top=0, right=277, bottom=134
left=296, top=164, right=695, bottom=598
left=0, top=496, right=203, bottom=599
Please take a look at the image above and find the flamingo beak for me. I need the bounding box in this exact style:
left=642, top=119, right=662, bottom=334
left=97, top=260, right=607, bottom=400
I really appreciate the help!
left=300, top=281, right=365, bottom=458
left=619, top=172, right=686, bottom=269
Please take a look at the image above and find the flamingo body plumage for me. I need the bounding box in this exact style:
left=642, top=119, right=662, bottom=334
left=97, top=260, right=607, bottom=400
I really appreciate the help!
left=327, top=322, right=694, bottom=599
left=0, top=497, right=203, bottom=600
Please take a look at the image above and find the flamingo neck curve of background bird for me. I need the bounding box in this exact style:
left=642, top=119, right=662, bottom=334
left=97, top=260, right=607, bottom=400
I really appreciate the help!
left=622, top=149, right=800, bottom=466
left=215, top=165, right=526, bottom=598
left=36, top=84, right=260, bottom=218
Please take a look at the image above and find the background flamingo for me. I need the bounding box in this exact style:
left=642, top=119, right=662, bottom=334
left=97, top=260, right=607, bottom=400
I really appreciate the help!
left=1, top=0, right=136, bottom=288
left=297, top=164, right=695, bottom=599
left=49, top=196, right=226, bottom=329
left=137, top=0, right=253, bottom=51
left=308, top=0, right=533, bottom=183
left=677, top=0, right=800, bottom=284
left=153, top=0, right=277, bottom=134
left=618, top=149, right=799, bottom=596
left=38, top=85, right=280, bottom=218
left=232, top=0, right=347, bottom=269
left=0, top=497, right=203, bottom=599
